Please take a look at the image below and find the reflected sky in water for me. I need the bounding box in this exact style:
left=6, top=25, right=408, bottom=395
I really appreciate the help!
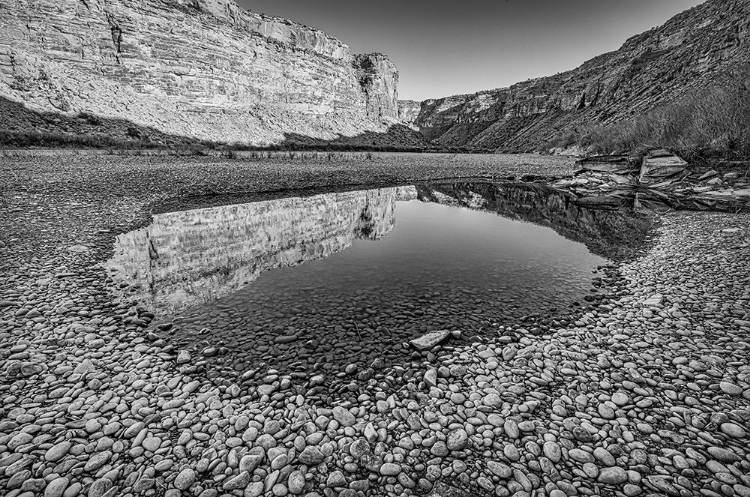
left=254, top=199, right=600, bottom=299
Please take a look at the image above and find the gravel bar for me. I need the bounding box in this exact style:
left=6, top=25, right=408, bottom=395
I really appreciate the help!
left=1, top=154, right=749, bottom=497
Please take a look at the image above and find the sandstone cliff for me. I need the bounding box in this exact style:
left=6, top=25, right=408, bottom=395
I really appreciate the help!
left=403, top=0, right=750, bottom=151
left=398, top=100, right=422, bottom=124
left=0, top=0, right=400, bottom=145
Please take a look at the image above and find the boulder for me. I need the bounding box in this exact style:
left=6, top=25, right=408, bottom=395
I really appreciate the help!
left=575, top=155, right=639, bottom=175
left=639, top=150, right=688, bottom=185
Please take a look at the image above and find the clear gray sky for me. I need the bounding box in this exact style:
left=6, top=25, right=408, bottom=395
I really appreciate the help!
left=237, top=0, right=706, bottom=101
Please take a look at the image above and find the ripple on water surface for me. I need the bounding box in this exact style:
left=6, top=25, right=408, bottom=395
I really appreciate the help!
left=106, top=181, right=650, bottom=398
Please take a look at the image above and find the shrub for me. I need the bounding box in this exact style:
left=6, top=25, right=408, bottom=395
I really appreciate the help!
left=77, top=112, right=102, bottom=126
left=576, top=69, right=750, bottom=159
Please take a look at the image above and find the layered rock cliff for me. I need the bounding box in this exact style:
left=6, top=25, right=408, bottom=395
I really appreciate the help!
left=106, top=188, right=397, bottom=314
left=403, top=0, right=750, bottom=151
left=0, top=0, right=400, bottom=145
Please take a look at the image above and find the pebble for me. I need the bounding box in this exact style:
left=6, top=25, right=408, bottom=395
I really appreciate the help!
left=598, top=467, right=628, bottom=485
left=447, top=428, right=468, bottom=450
left=332, top=406, right=356, bottom=427
left=720, top=423, right=746, bottom=438
left=288, top=471, right=305, bottom=495
left=380, top=463, right=401, bottom=476
left=719, top=381, right=743, bottom=395
left=44, top=441, right=72, bottom=462
left=2, top=161, right=749, bottom=497
left=174, top=468, right=196, bottom=491
left=43, top=477, right=69, bottom=497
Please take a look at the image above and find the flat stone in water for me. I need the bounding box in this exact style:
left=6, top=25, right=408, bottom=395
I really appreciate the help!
left=410, top=330, right=451, bottom=351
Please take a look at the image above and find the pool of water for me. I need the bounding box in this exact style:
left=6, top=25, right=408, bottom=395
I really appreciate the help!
left=107, top=181, right=649, bottom=399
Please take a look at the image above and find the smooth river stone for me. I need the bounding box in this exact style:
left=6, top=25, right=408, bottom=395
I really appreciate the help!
left=410, top=330, right=451, bottom=351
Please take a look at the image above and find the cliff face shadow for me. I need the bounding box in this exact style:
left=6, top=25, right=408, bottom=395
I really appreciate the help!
left=105, top=182, right=650, bottom=405
left=273, top=127, right=430, bottom=151
left=1, top=96, right=438, bottom=151
left=0, top=96, right=207, bottom=148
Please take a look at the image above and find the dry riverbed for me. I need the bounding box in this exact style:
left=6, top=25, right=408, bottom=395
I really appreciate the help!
left=1, top=154, right=749, bottom=497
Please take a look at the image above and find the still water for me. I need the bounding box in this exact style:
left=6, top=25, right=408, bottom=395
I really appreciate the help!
left=107, top=181, right=648, bottom=396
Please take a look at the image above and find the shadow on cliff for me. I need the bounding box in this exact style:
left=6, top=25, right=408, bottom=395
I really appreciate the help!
left=1, top=96, right=484, bottom=153
left=0, top=96, right=213, bottom=149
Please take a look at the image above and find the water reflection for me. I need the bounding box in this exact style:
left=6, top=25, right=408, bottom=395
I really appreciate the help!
left=418, top=181, right=650, bottom=261
left=107, top=181, right=649, bottom=402
left=107, top=187, right=406, bottom=314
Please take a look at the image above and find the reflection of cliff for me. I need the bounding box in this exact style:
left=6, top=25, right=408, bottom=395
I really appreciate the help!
left=107, top=188, right=397, bottom=314
left=417, top=182, right=651, bottom=261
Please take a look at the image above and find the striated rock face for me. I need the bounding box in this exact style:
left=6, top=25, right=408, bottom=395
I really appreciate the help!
left=106, top=188, right=397, bottom=314
left=354, top=54, right=399, bottom=119
left=398, top=100, right=422, bottom=124
left=0, top=0, right=400, bottom=145
left=405, top=0, right=750, bottom=151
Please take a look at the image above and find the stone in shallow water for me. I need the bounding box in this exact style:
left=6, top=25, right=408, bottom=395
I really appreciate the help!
left=409, top=330, right=451, bottom=351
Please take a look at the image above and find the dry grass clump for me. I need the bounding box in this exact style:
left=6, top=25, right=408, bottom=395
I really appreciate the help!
left=545, top=68, right=750, bottom=159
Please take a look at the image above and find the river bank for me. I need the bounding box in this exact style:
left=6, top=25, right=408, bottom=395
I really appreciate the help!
left=1, top=154, right=748, bottom=497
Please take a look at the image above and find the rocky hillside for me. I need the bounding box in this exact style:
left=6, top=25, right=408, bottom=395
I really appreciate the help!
left=0, top=0, right=401, bottom=146
left=401, top=0, right=750, bottom=152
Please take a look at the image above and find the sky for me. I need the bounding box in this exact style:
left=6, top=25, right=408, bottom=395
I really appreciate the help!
left=238, top=0, right=706, bottom=101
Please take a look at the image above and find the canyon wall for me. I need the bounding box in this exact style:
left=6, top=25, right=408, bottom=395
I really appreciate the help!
left=403, top=0, right=750, bottom=151
left=106, top=188, right=398, bottom=315
left=0, top=0, right=400, bottom=145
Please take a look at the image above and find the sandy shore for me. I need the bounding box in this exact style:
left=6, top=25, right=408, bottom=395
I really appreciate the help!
left=1, top=154, right=748, bottom=497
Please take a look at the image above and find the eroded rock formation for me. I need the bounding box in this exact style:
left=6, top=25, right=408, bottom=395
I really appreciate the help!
left=106, top=188, right=397, bottom=314
left=552, top=151, right=750, bottom=213
left=403, top=0, right=750, bottom=151
left=0, top=0, right=400, bottom=145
